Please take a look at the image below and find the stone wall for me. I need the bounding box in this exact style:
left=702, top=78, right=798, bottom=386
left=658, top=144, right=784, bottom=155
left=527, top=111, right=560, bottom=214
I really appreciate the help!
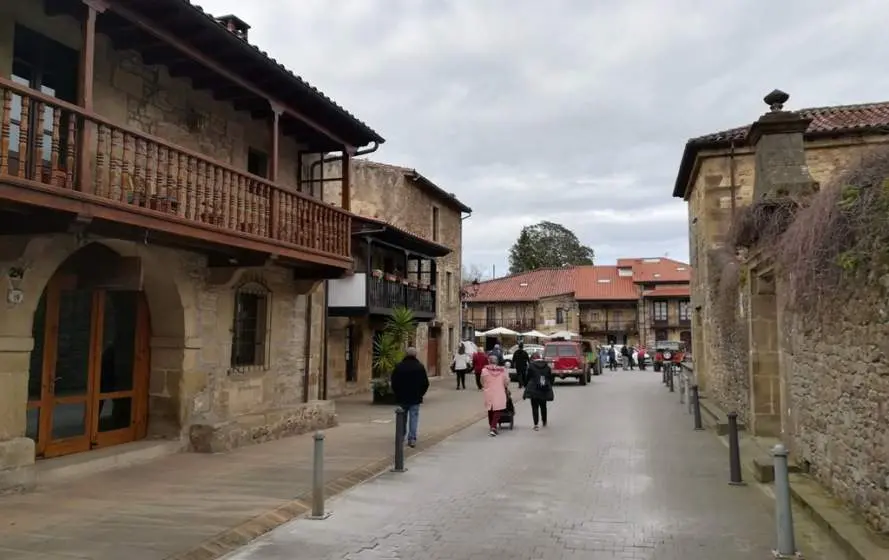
left=0, top=2, right=313, bottom=191
left=536, top=294, right=580, bottom=334
left=323, top=160, right=464, bottom=386
left=0, top=233, right=330, bottom=491
left=685, top=135, right=889, bottom=534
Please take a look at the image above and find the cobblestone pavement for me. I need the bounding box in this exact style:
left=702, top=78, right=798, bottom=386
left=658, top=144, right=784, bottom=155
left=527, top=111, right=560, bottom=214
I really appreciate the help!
left=226, top=371, right=843, bottom=560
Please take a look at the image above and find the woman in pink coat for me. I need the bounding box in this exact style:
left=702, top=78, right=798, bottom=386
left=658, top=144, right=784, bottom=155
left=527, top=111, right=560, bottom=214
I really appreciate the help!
left=481, top=353, right=510, bottom=436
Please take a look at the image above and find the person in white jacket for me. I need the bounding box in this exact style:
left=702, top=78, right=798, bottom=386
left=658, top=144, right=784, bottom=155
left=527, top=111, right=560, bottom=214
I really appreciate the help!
left=451, top=343, right=473, bottom=390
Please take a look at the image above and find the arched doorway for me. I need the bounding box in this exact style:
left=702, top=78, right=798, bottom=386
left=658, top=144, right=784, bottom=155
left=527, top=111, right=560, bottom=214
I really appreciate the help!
left=26, top=244, right=150, bottom=459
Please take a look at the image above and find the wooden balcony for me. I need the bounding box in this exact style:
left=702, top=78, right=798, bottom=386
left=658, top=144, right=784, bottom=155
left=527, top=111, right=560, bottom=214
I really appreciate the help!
left=580, top=320, right=638, bottom=333
left=327, top=273, right=436, bottom=321
left=0, top=78, right=352, bottom=272
left=469, top=319, right=536, bottom=332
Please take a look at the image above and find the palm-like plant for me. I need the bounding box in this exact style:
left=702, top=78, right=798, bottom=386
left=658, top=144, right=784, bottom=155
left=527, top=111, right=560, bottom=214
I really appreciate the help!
left=372, top=306, right=416, bottom=395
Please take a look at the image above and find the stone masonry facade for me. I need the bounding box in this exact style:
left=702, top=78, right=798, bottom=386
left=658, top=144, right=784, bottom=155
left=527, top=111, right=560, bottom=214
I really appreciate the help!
left=323, top=160, right=465, bottom=396
left=679, top=97, right=889, bottom=533
left=0, top=3, right=336, bottom=491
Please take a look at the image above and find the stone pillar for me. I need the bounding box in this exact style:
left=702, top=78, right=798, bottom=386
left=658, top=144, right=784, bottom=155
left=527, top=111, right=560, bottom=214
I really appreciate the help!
left=747, top=90, right=818, bottom=200
left=747, top=273, right=781, bottom=436
left=0, top=336, right=35, bottom=491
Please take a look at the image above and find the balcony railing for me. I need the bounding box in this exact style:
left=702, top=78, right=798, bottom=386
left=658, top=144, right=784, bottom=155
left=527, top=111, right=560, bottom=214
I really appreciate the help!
left=581, top=320, right=638, bottom=333
left=0, top=78, right=350, bottom=261
left=469, top=319, right=536, bottom=332
left=368, top=276, right=435, bottom=315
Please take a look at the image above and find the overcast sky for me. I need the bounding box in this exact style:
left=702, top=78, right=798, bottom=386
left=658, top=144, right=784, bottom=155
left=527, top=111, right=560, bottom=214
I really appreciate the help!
left=201, top=0, right=889, bottom=277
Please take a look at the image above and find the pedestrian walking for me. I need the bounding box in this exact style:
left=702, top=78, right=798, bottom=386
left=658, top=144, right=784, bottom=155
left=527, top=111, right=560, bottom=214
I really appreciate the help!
left=472, top=346, right=488, bottom=390
left=512, top=342, right=530, bottom=388
left=599, top=346, right=609, bottom=374
left=608, top=345, right=617, bottom=371
left=481, top=354, right=509, bottom=437
left=523, top=352, right=554, bottom=430
left=620, top=345, right=631, bottom=371
left=451, top=343, right=473, bottom=390
left=491, top=343, right=504, bottom=366
left=390, top=347, right=430, bottom=448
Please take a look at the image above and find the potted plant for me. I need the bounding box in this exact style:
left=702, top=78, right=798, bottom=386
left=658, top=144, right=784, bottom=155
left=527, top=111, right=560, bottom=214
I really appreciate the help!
left=384, top=273, right=397, bottom=282
left=372, top=269, right=384, bottom=279
left=371, top=306, right=416, bottom=404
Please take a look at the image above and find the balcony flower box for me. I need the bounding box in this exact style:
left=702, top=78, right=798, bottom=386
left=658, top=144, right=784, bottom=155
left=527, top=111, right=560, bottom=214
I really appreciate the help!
left=401, top=278, right=409, bottom=286
left=419, top=283, right=430, bottom=290
left=372, top=269, right=384, bottom=279
left=408, top=281, right=418, bottom=288
left=385, top=274, right=397, bottom=282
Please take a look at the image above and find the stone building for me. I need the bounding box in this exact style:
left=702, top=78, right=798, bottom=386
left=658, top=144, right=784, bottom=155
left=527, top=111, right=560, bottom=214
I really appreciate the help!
left=463, top=260, right=690, bottom=349
left=673, top=90, right=889, bottom=533
left=0, top=0, right=384, bottom=492
left=322, top=160, right=471, bottom=396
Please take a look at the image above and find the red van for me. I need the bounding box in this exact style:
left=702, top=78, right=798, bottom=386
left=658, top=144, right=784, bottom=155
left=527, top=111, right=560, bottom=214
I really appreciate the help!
left=542, top=340, right=590, bottom=385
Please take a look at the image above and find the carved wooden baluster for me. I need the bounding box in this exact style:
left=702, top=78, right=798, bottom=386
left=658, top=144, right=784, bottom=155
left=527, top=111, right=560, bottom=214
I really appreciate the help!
left=294, top=198, right=302, bottom=246
left=260, top=185, right=269, bottom=237
left=157, top=147, right=168, bottom=203
left=17, top=96, right=29, bottom=178
left=134, top=138, right=146, bottom=206
left=65, top=117, right=77, bottom=189
left=301, top=198, right=309, bottom=247
left=109, top=128, right=122, bottom=200
left=279, top=193, right=287, bottom=242
left=195, top=159, right=204, bottom=222
left=0, top=90, right=11, bottom=176
left=237, top=175, right=245, bottom=232
left=169, top=149, right=179, bottom=213
left=95, top=125, right=108, bottom=197
left=223, top=170, right=233, bottom=228
left=33, top=101, right=45, bottom=182
left=120, top=133, right=132, bottom=202
left=210, top=163, right=220, bottom=226
left=250, top=181, right=259, bottom=235
left=145, top=142, right=157, bottom=201
left=49, top=108, right=61, bottom=187
left=176, top=153, right=187, bottom=217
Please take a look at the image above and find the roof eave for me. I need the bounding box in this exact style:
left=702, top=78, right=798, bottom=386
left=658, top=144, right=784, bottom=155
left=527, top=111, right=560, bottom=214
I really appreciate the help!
left=408, top=171, right=473, bottom=213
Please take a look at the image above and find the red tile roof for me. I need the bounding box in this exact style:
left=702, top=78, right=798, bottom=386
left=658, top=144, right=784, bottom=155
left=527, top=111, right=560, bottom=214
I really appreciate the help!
left=673, top=100, right=889, bottom=199
left=617, top=257, right=691, bottom=283
left=642, top=285, right=691, bottom=298
left=463, top=259, right=691, bottom=303
left=574, top=266, right=638, bottom=301
left=464, top=268, right=575, bottom=302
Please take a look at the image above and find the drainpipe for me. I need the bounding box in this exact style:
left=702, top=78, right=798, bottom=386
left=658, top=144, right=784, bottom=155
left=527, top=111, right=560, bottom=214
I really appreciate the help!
left=729, top=140, right=737, bottom=216
left=303, top=291, right=312, bottom=403
left=321, top=280, right=329, bottom=400
left=458, top=212, right=473, bottom=340
left=306, top=142, right=381, bottom=196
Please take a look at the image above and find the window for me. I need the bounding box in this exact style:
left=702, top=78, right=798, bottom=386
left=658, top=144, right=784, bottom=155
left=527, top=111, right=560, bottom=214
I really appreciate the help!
left=432, top=207, right=440, bottom=242
left=345, top=324, right=356, bottom=382
left=446, top=271, right=453, bottom=303
left=679, top=300, right=691, bottom=321
left=448, top=327, right=455, bottom=357
left=556, top=307, right=565, bottom=324
left=247, top=148, right=269, bottom=178
left=652, top=301, right=668, bottom=322
left=485, top=305, right=496, bottom=327
left=231, top=283, right=270, bottom=368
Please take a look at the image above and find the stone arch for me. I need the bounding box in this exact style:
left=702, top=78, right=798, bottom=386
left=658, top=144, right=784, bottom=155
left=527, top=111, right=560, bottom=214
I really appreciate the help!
left=1, top=235, right=192, bottom=441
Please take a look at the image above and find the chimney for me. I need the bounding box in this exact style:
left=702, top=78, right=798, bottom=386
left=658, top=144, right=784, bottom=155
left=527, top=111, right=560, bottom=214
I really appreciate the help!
left=216, top=14, right=251, bottom=41
left=747, top=89, right=818, bottom=200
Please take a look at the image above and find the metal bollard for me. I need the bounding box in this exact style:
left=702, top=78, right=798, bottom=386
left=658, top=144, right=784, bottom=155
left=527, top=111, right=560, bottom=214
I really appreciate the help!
left=392, top=407, right=407, bottom=473
left=668, top=365, right=675, bottom=392
left=772, top=444, right=801, bottom=558
left=308, top=431, right=331, bottom=519
left=727, top=412, right=745, bottom=486
left=691, top=385, right=704, bottom=431
left=678, top=370, right=685, bottom=404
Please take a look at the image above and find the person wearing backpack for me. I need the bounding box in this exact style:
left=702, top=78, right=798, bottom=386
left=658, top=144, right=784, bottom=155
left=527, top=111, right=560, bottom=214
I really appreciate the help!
left=450, top=343, right=472, bottom=390
left=523, top=352, right=554, bottom=431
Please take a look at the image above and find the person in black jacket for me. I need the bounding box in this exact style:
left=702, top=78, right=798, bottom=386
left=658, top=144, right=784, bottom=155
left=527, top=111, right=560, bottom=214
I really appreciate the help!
left=512, top=343, right=530, bottom=388
left=522, top=352, right=555, bottom=430
left=390, top=347, right=430, bottom=447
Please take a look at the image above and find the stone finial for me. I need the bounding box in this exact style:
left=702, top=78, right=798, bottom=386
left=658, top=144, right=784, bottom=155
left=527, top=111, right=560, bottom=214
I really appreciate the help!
left=764, top=89, right=790, bottom=112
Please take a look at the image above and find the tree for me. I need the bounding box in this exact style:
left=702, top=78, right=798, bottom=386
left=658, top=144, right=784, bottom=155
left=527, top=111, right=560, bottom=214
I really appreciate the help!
left=508, top=221, right=595, bottom=274
left=460, top=264, right=486, bottom=300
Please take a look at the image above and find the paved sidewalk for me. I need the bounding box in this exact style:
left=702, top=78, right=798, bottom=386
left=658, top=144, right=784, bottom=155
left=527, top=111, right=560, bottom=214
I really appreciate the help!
left=227, top=371, right=847, bottom=560
left=0, top=377, right=485, bottom=560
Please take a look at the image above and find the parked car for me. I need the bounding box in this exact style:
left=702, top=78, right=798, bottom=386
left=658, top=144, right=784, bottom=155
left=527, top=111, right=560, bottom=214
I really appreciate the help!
left=542, top=340, right=590, bottom=385
left=504, top=344, right=544, bottom=381
left=652, top=340, right=685, bottom=371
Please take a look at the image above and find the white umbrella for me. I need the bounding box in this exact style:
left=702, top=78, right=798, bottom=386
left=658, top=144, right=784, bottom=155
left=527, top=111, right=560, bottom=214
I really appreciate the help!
left=550, top=330, right=579, bottom=339
left=521, top=330, right=552, bottom=338
left=473, top=330, right=487, bottom=338
left=481, top=326, right=520, bottom=336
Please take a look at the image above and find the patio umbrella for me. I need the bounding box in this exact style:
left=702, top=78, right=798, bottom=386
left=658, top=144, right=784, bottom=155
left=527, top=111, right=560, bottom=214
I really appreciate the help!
left=549, top=330, right=579, bottom=339
left=473, top=330, right=487, bottom=338
left=521, top=330, right=552, bottom=339
left=481, top=326, right=520, bottom=336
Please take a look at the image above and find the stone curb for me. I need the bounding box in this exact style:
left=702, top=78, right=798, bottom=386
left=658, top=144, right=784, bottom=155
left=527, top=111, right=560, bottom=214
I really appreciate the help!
left=696, top=396, right=886, bottom=560
left=166, top=409, right=488, bottom=560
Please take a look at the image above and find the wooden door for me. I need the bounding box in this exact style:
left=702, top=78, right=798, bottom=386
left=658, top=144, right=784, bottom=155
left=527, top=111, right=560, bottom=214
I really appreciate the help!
left=27, top=276, right=149, bottom=459
left=427, top=328, right=439, bottom=376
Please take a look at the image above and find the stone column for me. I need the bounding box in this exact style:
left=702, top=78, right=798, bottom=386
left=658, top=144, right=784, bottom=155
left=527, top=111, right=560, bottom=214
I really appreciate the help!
left=0, top=335, right=35, bottom=491
left=748, top=90, right=818, bottom=200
